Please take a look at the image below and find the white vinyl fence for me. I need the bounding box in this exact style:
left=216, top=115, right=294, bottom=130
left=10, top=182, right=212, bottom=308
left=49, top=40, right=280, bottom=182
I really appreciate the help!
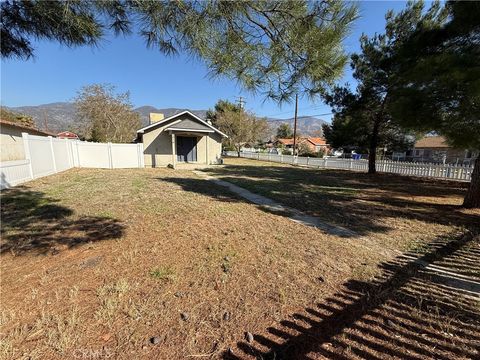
left=1, top=133, right=144, bottom=189
left=227, top=151, right=474, bottom=182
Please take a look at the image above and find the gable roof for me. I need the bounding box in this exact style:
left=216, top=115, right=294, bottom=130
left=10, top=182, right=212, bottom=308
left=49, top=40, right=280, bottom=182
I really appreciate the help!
left=165, top=118, right=214, bottom=133
left=136, top=110, right=227, bottom=137
left=415, top=136, right=449, bottom=148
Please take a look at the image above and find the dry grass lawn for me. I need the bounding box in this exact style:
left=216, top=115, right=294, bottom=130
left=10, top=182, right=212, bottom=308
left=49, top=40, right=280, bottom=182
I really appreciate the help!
left=1, top=162, right=479, bottom=359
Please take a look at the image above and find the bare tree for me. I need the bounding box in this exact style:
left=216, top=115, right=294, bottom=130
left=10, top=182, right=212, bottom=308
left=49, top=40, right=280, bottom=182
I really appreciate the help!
left=74, top=84, right=140, bottom=143
left=216, top=109, right=268, bottom=157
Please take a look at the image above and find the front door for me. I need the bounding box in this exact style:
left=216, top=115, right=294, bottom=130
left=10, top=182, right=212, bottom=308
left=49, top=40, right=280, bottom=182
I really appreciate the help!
left=176, top=136, right=197, bottom=162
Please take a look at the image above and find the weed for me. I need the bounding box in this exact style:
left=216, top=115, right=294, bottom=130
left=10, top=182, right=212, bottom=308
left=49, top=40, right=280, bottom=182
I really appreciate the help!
left=150, top=267, right=176, bottom=282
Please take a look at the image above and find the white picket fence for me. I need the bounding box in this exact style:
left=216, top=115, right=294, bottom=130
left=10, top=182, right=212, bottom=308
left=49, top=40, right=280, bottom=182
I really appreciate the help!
left=227, top=151, right=473, bottom=182
left=1, top=133, right=144, bottom=189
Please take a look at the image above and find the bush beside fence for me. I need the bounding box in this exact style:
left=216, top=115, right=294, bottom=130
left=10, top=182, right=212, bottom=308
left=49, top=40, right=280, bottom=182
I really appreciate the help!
left=0, top=133, right=144, bottom=189
left=226, top=151, right=473, bottom=182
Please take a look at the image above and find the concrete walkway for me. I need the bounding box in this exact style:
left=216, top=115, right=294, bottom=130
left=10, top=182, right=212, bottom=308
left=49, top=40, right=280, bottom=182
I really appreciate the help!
left=193, top=171, right=357, bottom=237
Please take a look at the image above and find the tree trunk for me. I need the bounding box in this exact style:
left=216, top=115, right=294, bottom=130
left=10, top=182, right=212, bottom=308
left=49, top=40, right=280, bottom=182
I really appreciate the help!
left=368, top=119, right=380, bottom=174
left=463, top=157, right=480, bottom=208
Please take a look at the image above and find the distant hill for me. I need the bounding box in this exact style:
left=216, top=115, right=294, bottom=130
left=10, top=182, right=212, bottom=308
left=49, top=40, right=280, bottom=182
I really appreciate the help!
left=3, top=102, right=327, bottom=136
left=265, top=115, right=327, bottom=138
left=4, top=102, right=77, bottom=133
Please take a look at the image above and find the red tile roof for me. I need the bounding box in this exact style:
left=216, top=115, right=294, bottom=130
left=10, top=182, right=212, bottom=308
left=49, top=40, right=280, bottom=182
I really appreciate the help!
left=57, top=131, right=79, bottom=139
left=277, top=137, right=328, bottom=146
left=306, top=137, right=328, bottom=146
left=277, top=138, right=295, bottom=145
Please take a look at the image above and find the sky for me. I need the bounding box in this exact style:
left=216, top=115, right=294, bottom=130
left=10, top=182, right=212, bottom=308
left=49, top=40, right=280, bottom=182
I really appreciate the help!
left=0, top=1, right=409, bottom=122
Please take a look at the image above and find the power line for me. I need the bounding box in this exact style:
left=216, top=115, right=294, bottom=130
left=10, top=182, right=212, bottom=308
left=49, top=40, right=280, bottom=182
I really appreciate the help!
left=262, top=104, right=327, bottom=118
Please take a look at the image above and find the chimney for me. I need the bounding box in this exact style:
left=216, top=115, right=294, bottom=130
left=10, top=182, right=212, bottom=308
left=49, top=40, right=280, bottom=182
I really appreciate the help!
left=149, top=113, right=164, bottom=124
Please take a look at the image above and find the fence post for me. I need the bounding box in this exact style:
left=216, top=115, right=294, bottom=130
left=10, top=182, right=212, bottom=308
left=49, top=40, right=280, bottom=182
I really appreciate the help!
left=75, top=140, right=81, bottom=167
left=307, top=156, right=309, bottom=166
left=349, top=158, right=353, bottom=170
left=21, top=132, right=34, bottom=179
left=65, top=138, right=73, bottom=168
left=48, top=136, right=57, bottom=173
left=137, top=143, right=145, bottom=168
left=280, top=154, right=283, bottom=163
left=107, top=142, right=113, bottom=169
left=324, top=158, right=328, bottom=169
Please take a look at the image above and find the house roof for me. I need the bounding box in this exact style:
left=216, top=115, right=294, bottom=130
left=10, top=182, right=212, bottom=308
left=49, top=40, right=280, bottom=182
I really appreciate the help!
left=57, top=131, right=79, bottom=139
left=415, top=136, right=449, bottom=148
left=276, top=138, right=295, bottom=146
left=276, top=137, right=328, bottom=146
left=0, top=119, right=56, bottom=136
left=136, top=110, right=228, bottom=137
left=306, top=137, right=328, bottom=146
left=165, top=118, right=214, bottom=133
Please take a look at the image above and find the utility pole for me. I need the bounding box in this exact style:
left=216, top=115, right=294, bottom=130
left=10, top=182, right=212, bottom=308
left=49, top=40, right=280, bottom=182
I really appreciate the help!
left=236, top=96, right=245, bottom=110
left=292, top=93, right=298, bottom=156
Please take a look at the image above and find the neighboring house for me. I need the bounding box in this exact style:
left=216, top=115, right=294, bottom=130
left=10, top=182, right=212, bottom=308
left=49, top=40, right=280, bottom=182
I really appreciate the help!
left=275, top=137, right=330, bottom=154
left=306, top=137, right=330, bottom=153
left=135, top=111, right=227, bottom=168
left=412, top=135, right=478, bottom=164
left=57, top=131, right=79, bottom=140
left=0, top=119, right=55, bottom=161
left=275, top=138, right=295, bottom=149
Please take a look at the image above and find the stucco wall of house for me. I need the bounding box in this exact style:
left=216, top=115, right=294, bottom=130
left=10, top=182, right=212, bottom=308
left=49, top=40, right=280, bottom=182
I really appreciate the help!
left=197, top=132, right=223, bottom=165
left=141, top=115, right=224, bottom=167
left=142, top=119, right=181, bottom=167
left=1, top=124, right=25, bottom=161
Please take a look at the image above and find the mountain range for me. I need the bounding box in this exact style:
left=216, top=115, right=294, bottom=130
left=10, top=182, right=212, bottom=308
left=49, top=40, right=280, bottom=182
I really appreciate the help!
left=4, top=102, right=327, bottom=137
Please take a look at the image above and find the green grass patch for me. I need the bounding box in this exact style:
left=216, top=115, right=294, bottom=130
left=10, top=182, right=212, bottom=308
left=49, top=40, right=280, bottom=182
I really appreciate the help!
left=132, top=178, right=146, bottom=191
left=150, top=267, right=176, bottom=282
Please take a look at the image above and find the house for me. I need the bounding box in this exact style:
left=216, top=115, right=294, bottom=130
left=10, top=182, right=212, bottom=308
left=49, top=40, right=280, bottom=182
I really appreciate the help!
left=306, top=137, right=330, bottom=153
left=135, top=111, right=227, bottom=168
left=412, top=135, right=478, bottom=164
left=0, top=119, right=56, bottom=161
left=275, top=137, right=330, bottom=154
left=57, top=131, right=79, bottom=140
left=275, top=138, right=295, bottom=149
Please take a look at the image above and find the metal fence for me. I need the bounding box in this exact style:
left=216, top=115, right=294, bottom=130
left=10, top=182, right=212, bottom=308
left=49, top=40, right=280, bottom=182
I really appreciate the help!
left=1, top=133, right=145, bottom=189
left=226, top=151, right=473, bottom=182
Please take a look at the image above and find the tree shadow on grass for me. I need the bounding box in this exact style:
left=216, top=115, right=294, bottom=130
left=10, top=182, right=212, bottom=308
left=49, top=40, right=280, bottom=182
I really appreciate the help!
left=199, top=165, right=479, bottom=236
left=159, top=172, right=478, bottom=238
left=207, top=164, right=470, bottom=198
left=158, top=176, right=356, bottom=235
left=224, top=231, right=480, bottom=360
left=1, top=187, right=125, bottom=256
